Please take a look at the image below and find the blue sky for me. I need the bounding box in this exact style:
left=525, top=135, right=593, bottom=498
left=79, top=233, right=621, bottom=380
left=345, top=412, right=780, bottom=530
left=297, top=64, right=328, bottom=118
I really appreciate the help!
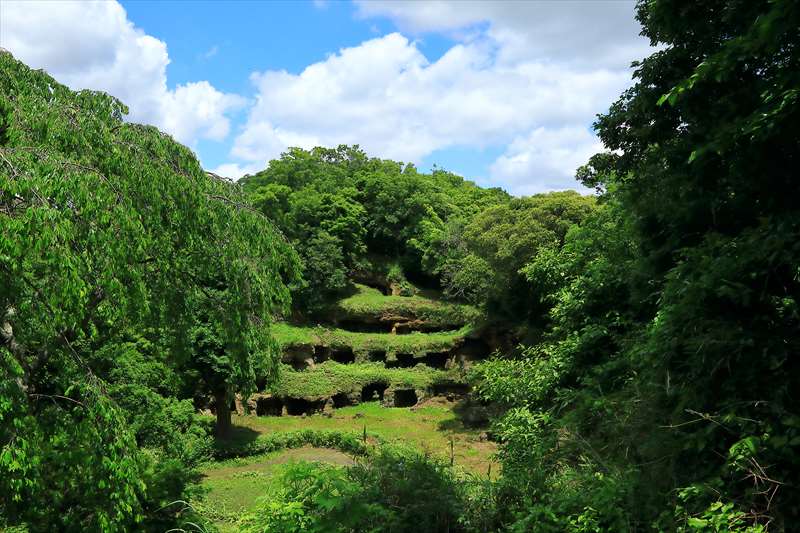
left=1, top=1, right=652, bottom=195
left=119, top=0, right=470, bottom=176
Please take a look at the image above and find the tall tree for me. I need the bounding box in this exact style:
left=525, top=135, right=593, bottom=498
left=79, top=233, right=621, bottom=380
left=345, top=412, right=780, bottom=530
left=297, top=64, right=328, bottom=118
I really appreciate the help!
left=590, top=0, right=800, bottom=524
left=0, top=51, right=298, bottom=529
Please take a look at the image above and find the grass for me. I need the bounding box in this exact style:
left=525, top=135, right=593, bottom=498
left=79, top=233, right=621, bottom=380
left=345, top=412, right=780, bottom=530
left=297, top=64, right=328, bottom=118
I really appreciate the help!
left=271, top=321, right=472, bottom=359
left=199, top=280, right=494, bottom=530
left=270, top=361, right=466, bottom=399
left=197, top=447, right=355, bottom=531
left=331, top=284, right=483, bottom=327
left=198, top=401, right=497, bottom=530
left=229, top=401, right=497, bottom=476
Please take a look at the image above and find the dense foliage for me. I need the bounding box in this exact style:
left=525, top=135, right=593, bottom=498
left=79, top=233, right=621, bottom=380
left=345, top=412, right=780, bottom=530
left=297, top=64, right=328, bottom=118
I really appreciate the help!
left=241, top=445, right=467, bottom=533
left=241, top=146, right=598, bottom=328
left=0, top=51, right=296, bottom=530
left=4, top=0, right=799, bottom=530
left=468, top=0, right=800, bottom=530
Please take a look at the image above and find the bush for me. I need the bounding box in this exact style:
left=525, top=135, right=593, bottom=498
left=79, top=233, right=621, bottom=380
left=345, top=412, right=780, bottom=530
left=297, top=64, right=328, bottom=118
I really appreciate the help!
left=213, top=429, right=372, bottom=460
left=241, top=444, right=468, bottom=533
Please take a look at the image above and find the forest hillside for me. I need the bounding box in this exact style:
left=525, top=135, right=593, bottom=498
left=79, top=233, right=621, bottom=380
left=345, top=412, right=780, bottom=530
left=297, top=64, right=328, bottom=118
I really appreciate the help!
left=2, top=0, right=799, bottom=531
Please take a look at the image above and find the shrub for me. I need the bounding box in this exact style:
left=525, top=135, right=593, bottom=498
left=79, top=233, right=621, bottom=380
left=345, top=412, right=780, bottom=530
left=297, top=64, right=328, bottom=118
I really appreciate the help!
left=213, top=429, right=372, bottom=460
left=241, top=444, right=468, bottom=533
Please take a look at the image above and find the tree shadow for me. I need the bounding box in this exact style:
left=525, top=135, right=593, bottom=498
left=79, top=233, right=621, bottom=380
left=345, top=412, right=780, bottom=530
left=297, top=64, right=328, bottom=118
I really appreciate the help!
left=215, top=424, right=261, bottom=448
left=436, top=398, right=492, bottom=435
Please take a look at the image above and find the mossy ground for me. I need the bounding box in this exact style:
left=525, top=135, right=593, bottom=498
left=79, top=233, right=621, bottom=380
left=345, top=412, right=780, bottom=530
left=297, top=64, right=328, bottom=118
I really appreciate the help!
left=270, top=360, right=466, bottom=399
left=198, top=447, right=355, bottom=531
left=271, top=322, right=472, bottom=358
left=330, top=284, right=482, bottom=327
left=198, top=401, right=497, bottom=531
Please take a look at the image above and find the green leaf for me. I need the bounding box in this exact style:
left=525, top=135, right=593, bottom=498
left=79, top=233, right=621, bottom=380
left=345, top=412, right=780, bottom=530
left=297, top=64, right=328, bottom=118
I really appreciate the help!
left=687, top=517, right=708, bottom=528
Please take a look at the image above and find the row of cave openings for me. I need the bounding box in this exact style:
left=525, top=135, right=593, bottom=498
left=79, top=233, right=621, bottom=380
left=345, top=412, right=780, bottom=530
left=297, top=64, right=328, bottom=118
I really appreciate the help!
left=288, top=338, right=491, bottom=371
left=250, top=380, right=472, bottom=417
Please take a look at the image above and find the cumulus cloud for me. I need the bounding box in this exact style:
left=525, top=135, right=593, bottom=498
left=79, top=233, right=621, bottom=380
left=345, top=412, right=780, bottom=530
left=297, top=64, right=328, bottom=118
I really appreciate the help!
left=0, top=0, right=652, bottom=194
left=0, top=0, right=243, bottom=146
left=354, top=0, right=650, bottom=69
left=490, top=127, right=603, bottom=196
left=223, top=22, right=641, bottom=192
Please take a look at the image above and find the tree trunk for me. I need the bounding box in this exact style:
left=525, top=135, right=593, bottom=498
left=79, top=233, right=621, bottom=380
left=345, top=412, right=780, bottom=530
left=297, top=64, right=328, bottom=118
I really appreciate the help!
left=214, top=389, right=231, bottom=438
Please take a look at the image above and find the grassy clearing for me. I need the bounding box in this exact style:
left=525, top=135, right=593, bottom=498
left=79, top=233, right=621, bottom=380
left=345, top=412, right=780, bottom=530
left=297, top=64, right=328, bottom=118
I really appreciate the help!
left=229, top=401, right=497, bottom=476
left=271, top=321, right=471, bottom=358
left=331, top=284, right=482, bottom=327
left=270, top=361, right=466, bottom=399
left=197, top=447, right=355, bottom=531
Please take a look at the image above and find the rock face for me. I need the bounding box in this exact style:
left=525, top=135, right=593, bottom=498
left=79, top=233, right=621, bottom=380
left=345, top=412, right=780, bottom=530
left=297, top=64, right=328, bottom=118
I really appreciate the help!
left=382, top=387, right=422, bottom=408
left=282, top=343, right=315, bottom=370
left=361, top=382, right=389, bottom=402
left=234, top=393, right=246, bottom=416
left=249, top=277, right=513, bottom=419
left=235, top=382, right=475, bottom=417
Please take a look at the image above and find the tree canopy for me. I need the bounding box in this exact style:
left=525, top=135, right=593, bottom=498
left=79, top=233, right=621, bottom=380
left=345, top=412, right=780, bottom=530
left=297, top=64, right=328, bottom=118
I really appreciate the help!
left=0, top=50, right=297, bottom=530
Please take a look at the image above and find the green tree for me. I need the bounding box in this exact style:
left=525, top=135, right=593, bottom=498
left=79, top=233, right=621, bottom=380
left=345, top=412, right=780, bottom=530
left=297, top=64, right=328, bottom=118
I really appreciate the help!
left=447, top=191, right=596, bottom=317
left=473, top=0, right=800, bottom=529
left=241, top=146, right=510, bottom=312
left=0, top=51, right=297, bottom=530
left=592, top=0, right=800, bottom=524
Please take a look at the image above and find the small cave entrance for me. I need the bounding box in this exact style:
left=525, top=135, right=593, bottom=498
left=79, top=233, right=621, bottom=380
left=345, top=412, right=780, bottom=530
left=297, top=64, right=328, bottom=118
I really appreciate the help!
left=337, top=320, right=393, bottom=333
left=386, top=352, right=416, bottom=368
left=332, top=392, right=353, bottom=408
left=331, top=347, right=355, bottom=364
left=368, top=350, right=387, bottom=362
left=289, top=358, right=313, bottom=371
left=423, top=352, right=450, bottom=369
left=314, top=345, right=330, bottom=363
left=393, top=389, right=418, bottom=407
left=361, top=382, right=389, bottom=402
left=256, top=396, right=284, bottom=416
left=432, top=382, right=471, bottom=397
left=285, top=397, right=326, bottom=416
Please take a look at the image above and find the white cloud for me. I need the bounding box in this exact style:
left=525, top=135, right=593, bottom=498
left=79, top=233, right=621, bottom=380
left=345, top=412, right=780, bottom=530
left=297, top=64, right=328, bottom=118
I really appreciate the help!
left=0, top=0, right=652, bottom=194
left=221, top=28, right=638, bottom=193
left=489, top=127, right=603, bottom=195
left=354, top=0, right=650, bottom=69
left=209, top=162, right=262, bottom=181
left=0, top=0, right=242, bottom=146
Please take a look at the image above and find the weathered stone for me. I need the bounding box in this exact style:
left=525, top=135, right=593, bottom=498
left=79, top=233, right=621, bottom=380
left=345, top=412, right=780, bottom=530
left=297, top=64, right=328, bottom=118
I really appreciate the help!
left=234, top=393, right=246, bottom=416
left=323, top=397, right=335, bottom=414
left=282, top=343, right=316, bottom=370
